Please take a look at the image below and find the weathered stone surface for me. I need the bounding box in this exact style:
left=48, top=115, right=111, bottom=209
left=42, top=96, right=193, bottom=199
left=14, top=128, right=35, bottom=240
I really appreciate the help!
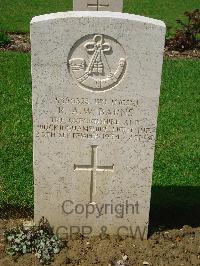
left=31, top=12, right=165, bottom=239
left=73, top=0, right=123, bottom=12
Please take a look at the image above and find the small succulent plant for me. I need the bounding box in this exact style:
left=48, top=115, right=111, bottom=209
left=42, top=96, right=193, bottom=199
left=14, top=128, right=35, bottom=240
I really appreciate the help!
left=4, top=217, right=64, bottom=265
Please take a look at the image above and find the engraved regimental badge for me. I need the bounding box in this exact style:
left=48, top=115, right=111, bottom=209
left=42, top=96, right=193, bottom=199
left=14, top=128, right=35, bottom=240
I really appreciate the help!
left=68, top=34, right=126, bottom=92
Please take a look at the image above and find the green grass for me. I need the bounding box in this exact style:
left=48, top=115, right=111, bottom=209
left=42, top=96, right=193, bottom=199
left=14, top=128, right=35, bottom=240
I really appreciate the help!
left=151, top=58, right=200, bottom=228
left=0, top=52, right=33, bottom=209
left=125, top=0, right=199, bottom=36
left=154, top=58, right=200, bottom=187
left=0, top=0, right=199, bottom=33
left=0, top=52, right=199, bottom=227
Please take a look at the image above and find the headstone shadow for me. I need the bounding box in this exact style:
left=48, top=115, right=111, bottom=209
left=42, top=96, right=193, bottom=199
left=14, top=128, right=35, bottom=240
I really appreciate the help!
left=149, top=185, right=200, bottom=235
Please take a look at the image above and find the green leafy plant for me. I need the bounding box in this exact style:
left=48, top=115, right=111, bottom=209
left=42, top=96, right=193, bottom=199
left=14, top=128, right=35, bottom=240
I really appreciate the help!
left=0, top=31, right=11, bottom=47
left=166, top=9, right=200, bottom=51
left=4, top=218, right=65, bottom=265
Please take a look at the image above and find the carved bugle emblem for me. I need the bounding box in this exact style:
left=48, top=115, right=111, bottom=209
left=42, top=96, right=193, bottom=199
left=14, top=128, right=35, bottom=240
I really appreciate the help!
left=68, top=34, right=126, bottom=91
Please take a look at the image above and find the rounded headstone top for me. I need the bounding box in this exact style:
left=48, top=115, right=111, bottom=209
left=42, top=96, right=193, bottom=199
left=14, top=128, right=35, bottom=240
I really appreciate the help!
left=31, top=11, right=166, bottom=29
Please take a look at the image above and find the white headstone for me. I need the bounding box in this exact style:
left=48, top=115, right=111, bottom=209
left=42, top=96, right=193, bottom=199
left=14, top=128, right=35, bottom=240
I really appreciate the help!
left=73, top=0, right=123, bottom=12
left=31, top=12, right=165, bottom=239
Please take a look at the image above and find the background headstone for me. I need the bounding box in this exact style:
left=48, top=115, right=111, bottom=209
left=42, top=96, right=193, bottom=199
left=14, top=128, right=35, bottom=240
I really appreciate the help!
left=73, top=0, right=123, bottom=12
left=31, top=12, right=165, bottom=239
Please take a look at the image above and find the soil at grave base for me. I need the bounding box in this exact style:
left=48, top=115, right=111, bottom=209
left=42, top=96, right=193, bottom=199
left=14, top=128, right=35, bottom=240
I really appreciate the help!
left=0, top=33, right=200, bottom=59
left=0, top=219, right=200, bottom=266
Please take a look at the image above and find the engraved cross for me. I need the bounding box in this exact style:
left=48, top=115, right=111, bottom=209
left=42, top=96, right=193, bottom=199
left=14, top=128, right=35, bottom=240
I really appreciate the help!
left=74, top=145, right=114, bottom=204
left=87, top=0, right=109, bottom=11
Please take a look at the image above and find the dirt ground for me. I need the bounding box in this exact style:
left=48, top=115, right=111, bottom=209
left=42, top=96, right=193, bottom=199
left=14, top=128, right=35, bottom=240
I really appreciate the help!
left=0, top=219, right=199, bottom=266
left=0, top=33, right=200, bottom=59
